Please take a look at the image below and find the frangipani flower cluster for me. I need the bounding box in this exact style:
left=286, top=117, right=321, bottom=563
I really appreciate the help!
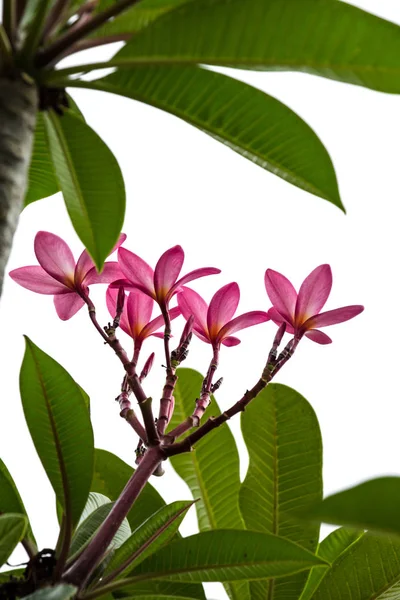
left=9, top=232, right=364, bottom=353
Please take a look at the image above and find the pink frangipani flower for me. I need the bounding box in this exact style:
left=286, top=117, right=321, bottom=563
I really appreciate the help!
left=264, top=264, right=364, bottom=345
left=9, top=231, right=126, bottom=320
left=115, top=245, right=220, bottom=310
left=106, top=287, right=181, bottom=350
left=178, top=283, right=270, bottom=349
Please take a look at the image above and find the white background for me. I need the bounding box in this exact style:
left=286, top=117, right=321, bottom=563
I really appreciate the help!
left=1, top=1, right=400, bottom=597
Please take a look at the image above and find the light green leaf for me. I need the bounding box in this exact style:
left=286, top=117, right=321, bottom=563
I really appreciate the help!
left=0, top=514, right=28, bottom=567
left=117, top=530, right=326, bottom=585
left=111, top=580, right=206, bottom=599
left=299, top=528, right=363, bottom=600
left=21, top=584, right=77, bottom=599
left=25, top=112, right=59, bottom=207
left=43, top=110, right=125, bottom=270
left=307, top=477, right=400, bottom=536
left=167, top=368, right=249, bottom=600
left=0, top=459, right=36, bottom=545
left=19, top=337, right=94, bottom=529
left=72, top=66, right=341, bottom=208
left=311, top=533, right=400, bottom=600
left=102, top=501, right=194, bottom=581
left=91, top=449, right=165, bottom=532
left=240, top=383, right=323, bottom=600
left=77, top=492, right=110, bottom=525
left=114, top=0, right=400, bottom=94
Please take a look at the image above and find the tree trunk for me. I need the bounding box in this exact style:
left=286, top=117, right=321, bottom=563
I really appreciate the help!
left=0, top=75, right=37, bottom=299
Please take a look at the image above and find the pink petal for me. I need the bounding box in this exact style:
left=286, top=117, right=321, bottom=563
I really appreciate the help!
left=142, top=306, right=181, bottom=339
left=78, top=234, right=126, bottom=283
left=295, top=264, right=332, bottom=326
left=126, top=290, right=154, bottom=338
left=264, top=269, right=297, bottom=324
left=118, top=247, right=155, bottom=298
left=54, top=292, right=85, bottom=320
left=305, top=329, right=332, bottom=344
left=304, top=305, right=364, bottom=329
left=268, top=307, right=295, bottom=334
left=177, top=288, right=209, bottom=339
left=207, top=283, right=240, bottom=339
left=84, top=261, right=124, bottom=285
left=222, top=336, right=241, bottom=347
left=9, top=266, right=69, bottom=294
left=169, top=267, right=221, bottom=300
left=192, top=329, right=212, bottom=345
left=106, top=287, right=131, bottom=337
left=218, top=311, right=270, bottom=341
left=154, top=246, right=184, bottom=302
left=34, top=231, right=76, bottom=287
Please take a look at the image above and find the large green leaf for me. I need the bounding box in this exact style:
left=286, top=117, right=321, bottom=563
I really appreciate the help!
left=19, top=337, right=94, bottom=528
left=0, top=514, right=28, bottom=567
left=111, top=0, right=400, bottom=94
left=240, top=383, right=323, bottom=600
left=91, top=449, right=165, bottom=532
left=0, top=459, right=36, bottom=545
left=102, top=500, right=193, bottom=581
left=22, top=584, right=77, bottom=600
left=43, top=110, right=125, bottom=270
left=311, top=533, right=400, bottom=600
left=113, top=580, right=206, bottom=599
left=167, top=368, right=249, bottom=600
left=307, top=477, right=400, bottom=536
left=71, top=66, right=341, bottom=208
left=113, top=530, right=326, bottom=586
left=299, top=528, right=363, bottom=600
left=25, top=112, right=59, bottom=207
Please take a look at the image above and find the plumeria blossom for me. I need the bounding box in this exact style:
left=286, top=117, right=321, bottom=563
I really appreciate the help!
left=114, top=245, right=220, bottom=310
left=106, top=287, right=181, bottom=350
left=9, top=231, right=126, bottom=320
left=265, top=264, right=364, bottom=345
left=178, top=283, right=270, bottom=349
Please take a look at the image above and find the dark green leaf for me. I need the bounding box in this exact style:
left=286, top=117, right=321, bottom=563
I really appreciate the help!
left=0, top=568, right=24, bottom=584
left=115, top=0, right=400, bottom=94
left=307, top=477, right=400, bottom=536
left=25, top=112, right=59, bottom=207
left=240, top=383, right=323, bottom=600
left=0, top=459, right=36, bottom=545
left=299, top=528, right=363, bottom=600
left=0, top=514, right=27, bottom=567
left=119, top=530, right=326, bottom=585
left=19, top=337, right=94, bottom=528
left=113, top=580, right=206, bottom=599
left=310, top=533, right=400, bottom=600
left=91, top=449, right=165, bottom=531
left=102, top=501, right=194, bottom=581
left=72, top=66, right=341, bottom=208
left=167, top=368, right=248, bottom=600
left=43, top=110, right=125, bottom=270
left=21, top=584, right=77, bottom=599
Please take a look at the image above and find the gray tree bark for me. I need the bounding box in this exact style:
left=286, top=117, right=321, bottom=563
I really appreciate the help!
left=0, top=75, right=37, bottom=299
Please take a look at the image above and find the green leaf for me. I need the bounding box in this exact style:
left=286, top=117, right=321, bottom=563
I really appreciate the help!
left=68, top=500, right=130, bottom=561
left=21, top=584, right=77, bottom=599
left=117, top=530, right=326, bottom=585
left=72, top=66, right=341, bottom=209
left=114, top=0, right=400, bottom=94
left=91, top=449, right=165, bottom=531
left=77, top=492, right=111, bottom=525
left=43, top=110, right=125, bottom=270
left=0, top=568, right=24, bottom=584
left=25, top=112, right=59, bottom=207
left=167, top=368, right=248, bottom=600
left=307, top=477, right=400, bottom=536
left=0, top=459, right=36, bottom=545
left=0, top=514, right=28, bottom=567
left=89, top=0, right=192, bottom=39
left=102, top=501, right=194, bottom=581
left=310, top=533, right=400, bottom=600
left=240, top=383, right=323, bottom=600
left=112, top=580, right=206, bottom=599
left=299, top=528, right=363, bottom=600
left=19, top=337, right=94, bottom=529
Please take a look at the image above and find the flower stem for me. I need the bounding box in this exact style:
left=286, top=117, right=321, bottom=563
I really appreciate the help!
left=63, top=445, right=164, bottom=587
